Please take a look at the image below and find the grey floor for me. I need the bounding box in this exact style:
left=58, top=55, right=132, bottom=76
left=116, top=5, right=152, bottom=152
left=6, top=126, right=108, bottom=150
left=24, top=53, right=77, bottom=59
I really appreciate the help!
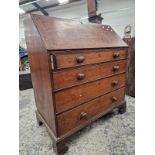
left=19, top=89, right=135, bottom=155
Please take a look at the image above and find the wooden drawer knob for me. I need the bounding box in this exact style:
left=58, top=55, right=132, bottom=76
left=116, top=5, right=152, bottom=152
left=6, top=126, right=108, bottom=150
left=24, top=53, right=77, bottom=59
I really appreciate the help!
left=113, top=65, right=120, bottom=71
left=112, top=96, right=117, bottom=102
left=76, top=56, right=85, bottom=63
left=113, top=52, right=120, bottom=58
left=112, top=80, right=118, bottom=86
left=77, top=73, right=85, bottom=80
left=80, top=112, right=87, bottom=119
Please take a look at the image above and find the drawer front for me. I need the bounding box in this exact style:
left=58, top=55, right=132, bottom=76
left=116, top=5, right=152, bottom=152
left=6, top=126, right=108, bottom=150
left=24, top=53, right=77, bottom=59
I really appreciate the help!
left=53, top=60, right=127, bottom=91
left=57, top=87, right=125, bottom=136
left=55, top=73, right=126, bottom=113
left=54, top=49, right=127, bottom=69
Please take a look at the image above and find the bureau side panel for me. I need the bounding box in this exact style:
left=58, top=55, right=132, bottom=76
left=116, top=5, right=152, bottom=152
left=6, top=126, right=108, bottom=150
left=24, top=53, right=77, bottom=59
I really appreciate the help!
left=24, top=15, right=57, bottom=136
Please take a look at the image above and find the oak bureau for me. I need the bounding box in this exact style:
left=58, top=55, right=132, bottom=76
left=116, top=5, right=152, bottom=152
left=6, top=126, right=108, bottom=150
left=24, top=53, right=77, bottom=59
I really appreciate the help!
left=24, top=14, right=128, bottom=155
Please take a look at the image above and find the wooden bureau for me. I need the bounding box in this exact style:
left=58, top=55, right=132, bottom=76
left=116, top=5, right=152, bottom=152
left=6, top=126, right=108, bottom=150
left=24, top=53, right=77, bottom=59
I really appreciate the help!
left=24, top=14, right=128, bottom=155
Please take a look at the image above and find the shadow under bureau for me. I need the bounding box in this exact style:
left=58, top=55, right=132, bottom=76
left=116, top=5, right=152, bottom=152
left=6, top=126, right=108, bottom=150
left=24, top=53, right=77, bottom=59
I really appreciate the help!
left=24, top=14, right=128, bottom=155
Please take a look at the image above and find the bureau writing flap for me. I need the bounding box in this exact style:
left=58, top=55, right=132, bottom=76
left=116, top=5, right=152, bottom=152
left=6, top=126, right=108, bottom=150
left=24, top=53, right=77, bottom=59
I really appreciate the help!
left=30, top=14, right=128, bottom=50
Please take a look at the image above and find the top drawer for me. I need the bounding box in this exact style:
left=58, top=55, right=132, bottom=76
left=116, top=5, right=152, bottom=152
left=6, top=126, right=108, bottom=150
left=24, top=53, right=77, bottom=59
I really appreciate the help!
left=53, top=48, right=128, bottom=69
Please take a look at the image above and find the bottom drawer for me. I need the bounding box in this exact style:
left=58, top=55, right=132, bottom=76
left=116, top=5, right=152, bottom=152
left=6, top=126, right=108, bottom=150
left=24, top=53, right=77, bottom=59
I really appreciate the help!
left=57, top=87, right=125, bottom=136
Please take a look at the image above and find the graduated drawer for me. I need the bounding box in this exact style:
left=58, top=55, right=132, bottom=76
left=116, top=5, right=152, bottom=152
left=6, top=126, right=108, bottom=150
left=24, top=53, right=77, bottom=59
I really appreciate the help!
left=57, top=87, right=125, bottom=136
left=54, top=48, right=127, bottom=69
left=53, top=60, right=127, bottom=91
left=55, top=73, right=126, bottom=114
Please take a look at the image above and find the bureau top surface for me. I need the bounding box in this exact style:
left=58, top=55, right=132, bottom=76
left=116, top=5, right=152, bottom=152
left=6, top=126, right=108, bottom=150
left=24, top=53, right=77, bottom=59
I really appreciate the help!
left=30, top=14, right=128, bottom=51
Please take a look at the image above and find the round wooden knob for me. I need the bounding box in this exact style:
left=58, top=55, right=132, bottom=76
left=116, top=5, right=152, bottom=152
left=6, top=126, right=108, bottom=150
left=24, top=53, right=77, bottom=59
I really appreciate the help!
left=80, top=112, right=87, bottom=119
left=113, top=65, right=120, bottom=71
left=112, top=96, right=117, bottom=102
left=112, top=80, right=118, bottom=86
left=113, top=52, right=120, bottom=58
left=77, top=73, right=85, bottom=80
left=76, top=56, right=85, bottom=63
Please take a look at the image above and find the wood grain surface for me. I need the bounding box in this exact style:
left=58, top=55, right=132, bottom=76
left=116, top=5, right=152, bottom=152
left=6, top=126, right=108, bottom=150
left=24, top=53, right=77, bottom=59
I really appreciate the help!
left=31, top=14, right=127, bottom=50
left=24, top=15, right=57, bottom=136
left=54, top=49, right=128, bottom=69
left=57, top=87, right=125, bottom=136
left=53, top=60, right=127, bottom=90
left=55, top=73, right=126, bottom=113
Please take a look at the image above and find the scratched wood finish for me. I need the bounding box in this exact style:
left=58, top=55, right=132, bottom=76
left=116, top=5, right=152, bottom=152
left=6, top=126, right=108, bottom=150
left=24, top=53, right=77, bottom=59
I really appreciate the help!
left=57, top=87, right=125, bottom=136
left=24, top=15, right=57, bottom=135
left=55, top=73, right=126, bottom=114
left=54, top=49, right=128, bottom=69
left=31, top=14, right=127, bottom=50
left=53, top=60, right=127, bottom=90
